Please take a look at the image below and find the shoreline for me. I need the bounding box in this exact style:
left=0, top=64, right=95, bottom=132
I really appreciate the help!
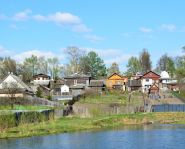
left=1, top=112, right=185, bottom=139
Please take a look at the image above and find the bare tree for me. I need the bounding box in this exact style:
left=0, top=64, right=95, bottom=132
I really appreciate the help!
left=64, top=46, right=85, bottom=74
left=47, top=57, right=62, bottom=79
left=2, top=82, right=19, bottom=109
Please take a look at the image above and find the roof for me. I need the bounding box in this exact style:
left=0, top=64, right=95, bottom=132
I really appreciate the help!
left=107, top=73, right=127, bottom=80
left=70, top=84, right=85, bottom=89
left=89, top=80, right=105, bottom=87
left=33, top=73, right=51, bottom=79
left=160, top=71, right=170, bottom=79
left=64, top=73, right=91, bottom=79
left=0, top=74, right=33, bottom=92
left=141, top=71, right=160, bottom=79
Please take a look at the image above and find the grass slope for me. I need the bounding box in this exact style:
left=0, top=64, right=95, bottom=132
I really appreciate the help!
left=1, top=112, right=185, bottom=139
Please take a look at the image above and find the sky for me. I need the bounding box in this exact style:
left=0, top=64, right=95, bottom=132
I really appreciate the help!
left=0, top=0, right=185, bottom=71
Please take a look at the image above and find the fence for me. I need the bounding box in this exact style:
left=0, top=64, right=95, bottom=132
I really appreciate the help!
left=151, top=104, right=185, bottom=112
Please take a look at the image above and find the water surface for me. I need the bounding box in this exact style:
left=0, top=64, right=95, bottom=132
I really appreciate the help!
left=1, top=124, right=185, bottom=149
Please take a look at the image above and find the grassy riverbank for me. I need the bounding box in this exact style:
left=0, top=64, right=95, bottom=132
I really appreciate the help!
left=0, top=105, right=52, bottom=111
left=1, top=112, right=185, bottom=139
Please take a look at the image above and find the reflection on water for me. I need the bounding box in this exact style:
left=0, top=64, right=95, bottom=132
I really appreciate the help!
left=1, top=124, right=185, bottom=149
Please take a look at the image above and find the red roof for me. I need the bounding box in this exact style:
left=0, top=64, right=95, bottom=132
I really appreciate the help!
left=141, top=71, right=160, bottom=80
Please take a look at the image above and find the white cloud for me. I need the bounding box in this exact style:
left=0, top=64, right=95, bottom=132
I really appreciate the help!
left=48, top=12, right=81, bottom=25
left=13, top=9, right=32, bottom=21
left=140, top=27, right=153, bottom=33
left=32, top=14, right=47, bottom=21
left=13, top=50, right=64, bottom=62
left=72, top=24, right=91, bottom=33
left=161, top=24, right=176, bottom=32
left=32, top=12, right=91, bottom=33
left=84, top=35, right=104, bottom=43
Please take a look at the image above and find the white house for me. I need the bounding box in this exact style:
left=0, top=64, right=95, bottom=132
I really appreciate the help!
left=32, top=73, right=51, bottom=86
left=139, top=71, right=161, bottom=93
left=61, top=85, right=69, bottom=95
left=0, top=73, right=34, bottom=97
left=160, top=71, right=177, bottom=90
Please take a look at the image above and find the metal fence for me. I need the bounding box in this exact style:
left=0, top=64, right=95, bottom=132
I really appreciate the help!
left=151, top=104, right=185, bottom=112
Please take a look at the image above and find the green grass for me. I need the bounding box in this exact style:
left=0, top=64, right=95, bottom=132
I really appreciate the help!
left=172, top=91, right=185, bottom=102
left=80, top=91, right=143, bottom=106
left=0, top=105, right=52, bottom=111
left=1, top=112, right=185, bottom=139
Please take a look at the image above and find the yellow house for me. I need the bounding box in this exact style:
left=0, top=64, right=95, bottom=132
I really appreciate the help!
left=106, top=73, right=128, bottom=90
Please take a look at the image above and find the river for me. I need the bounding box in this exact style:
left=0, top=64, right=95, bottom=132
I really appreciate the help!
left=1, top=124, right=185, bottom=149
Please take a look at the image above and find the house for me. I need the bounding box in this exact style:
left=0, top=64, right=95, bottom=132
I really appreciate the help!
left=32, top=73, right=51, bottom=86
left=0, top=73, right=34, bottom=98
left=139, top=71, right=160, bottom=93
left=149, top=83, right=159, bottom=94
left=89, top=80, right=106, bottom=93
left=64, top=73, right=91, bottom=87
left=160, top=71, right=177, bottom=91
left=127, top=79, right=142, bottom=91
left=106, top=73, right=128, bottom=90
left=61, top=85, right=70, bottom=95
left=130, top=72, right=143, bottom=80
left=70, top=84, right=86, bottom=96
left=63, top=73, right=91, bottom=96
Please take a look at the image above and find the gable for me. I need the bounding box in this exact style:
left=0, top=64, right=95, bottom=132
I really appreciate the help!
left=0, top=74, right=31, bottom=91
left=108, top=73, right=123, bottom=80
left=142, top=71, right=160, bottom=79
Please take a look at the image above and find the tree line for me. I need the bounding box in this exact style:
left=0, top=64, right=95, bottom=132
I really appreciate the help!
left=126, top=48, right=185, bottom=81
left=0, top=47, right=185, bottom=82
left=0, top=47, right=107, bottom=82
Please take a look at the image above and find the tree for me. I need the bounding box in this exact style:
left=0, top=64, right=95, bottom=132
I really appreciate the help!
left=79, top=51, right=107, bottom=79
left=0, top=57, right=17, bottom=79
left=2, top=82, right=19, bottom=109
left=17, top=63, right=32, bottom=83
left=24, top=55, right=38, bottom=76
left=139, top=49, right=152, bottom=73
left=157, top=54, right=175, bottom=77
left=64, top=46, right=85, bottom=74
left=36, top=87, right=43, bottom=98
left=126, top=56, right=141, bottom=75
left=107, top=62, right=120, bottom=76
left=47, top=57, right=62, bottom=79
left=37, top=56, right=48, bottom=74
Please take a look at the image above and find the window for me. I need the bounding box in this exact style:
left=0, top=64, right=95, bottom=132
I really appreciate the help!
left=146, top=79, right=149, bottom=82
left=74, top=80, right=77, bottom=85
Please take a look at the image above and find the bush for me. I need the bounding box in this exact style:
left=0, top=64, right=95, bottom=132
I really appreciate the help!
left=0, top=110, right=54, bottom=130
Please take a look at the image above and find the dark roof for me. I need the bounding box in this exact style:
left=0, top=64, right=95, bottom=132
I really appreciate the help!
left=70, top=84, right=85, bottom=89
left=89, top=80, right=105, bottom=87
left=33, top=73, right=51, bottom=79
left=64, top=73, right=91, bottom=79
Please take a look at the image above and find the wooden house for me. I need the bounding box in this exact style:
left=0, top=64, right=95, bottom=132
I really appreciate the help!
left=127, top=79, right=142, bottom=91
left=89, top=80, right=105, bottom=93
left=106, top=73, right=128, bottom=90
left=149, top=83, right=159, bottom=94
left=64, top=73, right=91, bottom=87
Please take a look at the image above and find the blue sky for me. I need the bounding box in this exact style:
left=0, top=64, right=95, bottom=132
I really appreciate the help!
left=0, top=0, right=185, bottom=71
